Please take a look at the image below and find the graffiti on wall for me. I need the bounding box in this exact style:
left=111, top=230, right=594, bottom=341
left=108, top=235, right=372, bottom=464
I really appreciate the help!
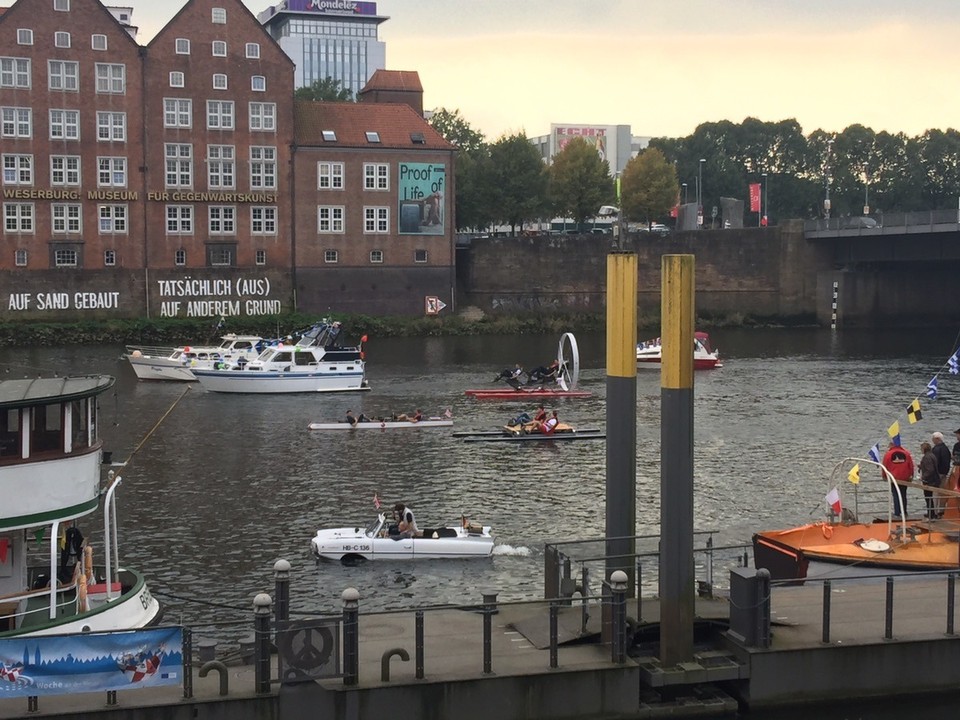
left=156, top=277, right=281, bottom=317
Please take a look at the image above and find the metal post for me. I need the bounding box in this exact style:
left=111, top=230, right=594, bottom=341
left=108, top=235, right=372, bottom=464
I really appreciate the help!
left=273, top=559, right=290, bottom=627
left=611, top=570, right=628, bottom=664
left=27, top=696, right=37, bottom=713
left=822, top=580, right=831, bottom=644
left=706, top=535, right=714, bottom=591
left=756, top=568, right=772, bottom=649
left=948, top=574, right=956, bottom=636
left=698, top=159, right=705, bottom=228
left=415, top=610, right=424, bottom=679
left=482, top=590, right=498, bottom=675
left=342, top=588, right=360, bottom=686
left=636, top=560, right=643, bottom=622
left=885, top=576, right=894, bottom=640
left=549, top=601, right=559, bottom=669
left=182, top=626, right=193, bottom=699
left=106, top=690, right=117, bottom=706
left=254, top=593, right=272, bottom=695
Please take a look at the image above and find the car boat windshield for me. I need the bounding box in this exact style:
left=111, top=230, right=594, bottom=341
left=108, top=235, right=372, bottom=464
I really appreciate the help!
left=365, top=516, right=384, bottom=538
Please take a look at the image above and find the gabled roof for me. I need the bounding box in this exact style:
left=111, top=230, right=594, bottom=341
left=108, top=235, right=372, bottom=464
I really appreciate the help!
left=361, top=69, right=423, bottom=94
left=294, top=101, right=454, bottom=151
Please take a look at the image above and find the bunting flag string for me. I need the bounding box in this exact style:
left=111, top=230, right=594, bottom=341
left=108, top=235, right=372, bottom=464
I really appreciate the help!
left=887, top=420, right=902, bottom=447
left=906, top=399, right=923, bottom=424
left=867, top=442, right=882, bottom=464
left=847, top=463, right=861, bottom=484
left=927, top=377, right=939, bottom=400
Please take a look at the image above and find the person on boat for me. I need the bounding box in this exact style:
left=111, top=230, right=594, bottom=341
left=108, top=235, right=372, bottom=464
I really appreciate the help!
left=919, top=441, right=942, bottom=519
left=409, top=409, right=423, bottom=423
left=345, top=410, right=358, bottom=426
left=882, top=442, right=914, bottom=518
left=493, top=364, right=526, bottom=390
left=356, top=412, right=371, bottom=423
left=540, top=410, right=560, bottom=435
left=520, top=405, right=548, bottom=434
left=528, top=360, right=560, bottom=385
left=932, top=432, right=951, bottom=514
left=393, top=503, right=421, bottom=538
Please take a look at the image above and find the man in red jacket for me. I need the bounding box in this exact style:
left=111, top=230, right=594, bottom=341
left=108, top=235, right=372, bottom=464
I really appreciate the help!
left=882, top=442, right=914, bottom=518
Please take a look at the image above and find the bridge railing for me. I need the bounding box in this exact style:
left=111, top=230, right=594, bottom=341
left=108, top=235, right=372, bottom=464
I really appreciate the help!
left=804, top=209, right=960, bottom=233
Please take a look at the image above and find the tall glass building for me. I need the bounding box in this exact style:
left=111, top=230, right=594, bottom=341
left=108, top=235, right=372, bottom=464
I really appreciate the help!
left=258, top=1, right=387, bottom=96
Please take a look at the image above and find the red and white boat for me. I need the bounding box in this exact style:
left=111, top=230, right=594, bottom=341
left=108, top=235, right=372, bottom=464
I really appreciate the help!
left=636, top=331, right=722, bottom=370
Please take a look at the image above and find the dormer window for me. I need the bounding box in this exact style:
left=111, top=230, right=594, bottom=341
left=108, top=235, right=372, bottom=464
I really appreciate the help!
left=365, top=131, right=380, bottom=143
left=212, top=7, right=226, bottom=24
left=410, top=132, right=425, bottom=144
left=322, top=130, right=336, bottom=142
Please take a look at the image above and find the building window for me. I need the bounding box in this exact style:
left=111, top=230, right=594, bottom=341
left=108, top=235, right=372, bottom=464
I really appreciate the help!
left=370, top=250, right=383, bottom=264
left=52, top=203, right=81, bottom=233
left=206, top=100, right=234, bottom=129
left=48, top=60, right=78, bottom=91
left=318, top=162, right=343, bottom=190
left=249, top=102, right=276, bottom=131
left=95, top=63, right=125, bottom=94
left=98, top=204, right=126, bottom=233
left=104, top=249, right=115, bottom=266
left=164, top=144, right=192, bottom=188
left=414, top=249, right=429, bottom=263
left=209, top=246, right=233, bottom=267
left=163, top=98, right=192, bottom=128
left=212, top=73, right=227, bottom=90
left=54, top=32, right=71, bottom=48
left=1, top=107, right=31, bottom=138
left=251, top=75, right=266, bottom=92
left=364, top=206, right=388, bottom=233
left=0, top=58, right=31, bottom=88
left=54, top=0, right=70, bottom=10
left=251, top=206, right=276, bottom=234
left=96, top=112, right=126, bottom=141
left=54, top=248, right=77, bottom=267
left=91, top=34, right=107, bottom=51
left=17, top=29, right=33, bottom=45
left=15, top=249, right=27, bottom=267
left=166, top=205, right=193, bottom=233
left=49, top=109, right=79, bottom=140
left=318, top=206, right=344, bottom=233
left=212, top=7, right=226, bottom=23
left=250, top=146, right=276, bottom=189
left=255, top=249, right=266, bottom=266
left=207, top=145, right=235, bottom=188
left=175, top=38, right=190, bottom=55
left=97, top=156, right=126, bottom=187
left=50, top=155, right=80, bottom=185
left=212, top=41, right=227, bottom=57
left=208, top=205, right=235, bottom=234
left=2, top=154, right=33, bottom=185
left=322, top=130, right=336, bottom=142
left=175, top=249, right=186, bottom=266
left=365, top=131, right=381, bottom=143
left=245, top=43, right=260, bottom=58
left=324, top=250, right=338, bottom=263
left=4, top=203, right=34, bottom=232
left=364, top=163, right=388, bottom=190
left=169, top=71, right=185, bottom=88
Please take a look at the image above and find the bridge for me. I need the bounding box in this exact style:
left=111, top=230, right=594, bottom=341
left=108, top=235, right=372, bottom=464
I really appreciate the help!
left=804, top=209, right=960, bottom=262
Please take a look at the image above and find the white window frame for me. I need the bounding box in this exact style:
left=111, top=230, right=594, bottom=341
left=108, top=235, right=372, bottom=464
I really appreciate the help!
left=164, top=144, right=192, bottom=189
left=14, top=249, right=27, bottom=267
left=54, top=248, right=78, bottom=267
left=207, top=145, right=235, bottom=189
left=91, top=34, right=107, bottom=51
left=0, top=58, right=31, bottom=88
left=54, top=0, right=70, bottom=11
left=52, top=203, right=81, bottom=233
left=324, top=249, right=338, bottom=264
left=169, top=71, right=185, bottom=88
left=175, top=38, right=191, bottom=55
left=208, top=205, right=236, bottom=234
left=209, top=247, right=233, bottom=267
left=206, top=100, right=234, bottom=130
left=17, top=29, right=33, bottom=45
left=364, top=206, right=389, bottom=234
left=249, top=102, right=276, bottom=132
left=212, top=73, right=228, bottom=90
left=318, top=162, right=344, bottom=190
left=212, top=7, right=226, bottom=23
left=166, top=205, right=193, bottom=234
left=370, top=250, right=383, bottom=264
left=96, top=111, right=126, bottom=141
left=212, top=41, right=227, bottom=57
left=50, top=155, right=80, bottom=186
left=251, top=75, right=266, bottom=92
left=251, top=206, right=276, bottom=235
left=98, top=204, right=127, bottom=233
left=95, top=63, right=125, bottom=94
left=175, top=249, right=186, bottom=266
left=163, top=98, right=192, bottom=128
left=1, top=107, right=31, bottom=138
left=97, top=156, right=127, bottom=187
left=250, top=146, right=276, bottom=190
left=48, top=60, right=78, bottom=91
left=245, top=43, right=260, bottom=59
left=363, top=163, right=389, bottom=190
left=2, top=154, right=33, bottom=186
left=49, top=109, right=79, bottom=140
left=54, top=32, right=71, bottom=48
left=4, top=203, right=34, bottom=232
left=255, top=249, right=266, bottom=266
left=104, top=249, right=116, bottom=266
left=318, top=206, right=345, bottom=234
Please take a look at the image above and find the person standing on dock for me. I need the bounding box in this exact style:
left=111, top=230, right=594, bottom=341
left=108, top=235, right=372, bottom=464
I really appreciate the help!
left=932, top=432, right=951, bottom=515
left=919, top=442, right=941, bottom=519
left=882, top=442, right=914, bottom=518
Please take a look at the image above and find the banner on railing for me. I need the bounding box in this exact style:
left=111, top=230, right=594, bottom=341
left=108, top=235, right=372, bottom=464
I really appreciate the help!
left=0, top=627, right=182, bottom=698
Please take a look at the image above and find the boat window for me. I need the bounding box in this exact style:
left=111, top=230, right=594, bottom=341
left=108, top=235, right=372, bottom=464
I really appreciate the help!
left=0, top=409, right=20, bottom=461
left=31, top=403, right=63, bottom=454
left=71, top=398, right=89, bottom=450
left=293, top=352, right=315, bottom=366
left=235, top=341, right=253, bottom=350
left=273, top=352, right=293, bottom=363
left=365, top=517, right=382, bottom=538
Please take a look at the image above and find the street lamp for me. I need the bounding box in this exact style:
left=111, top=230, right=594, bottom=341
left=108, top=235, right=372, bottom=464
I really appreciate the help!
left=698, top=158, right=705, bottom=228
left=682, top=183, right=688, bottom=205
left=761, top=172, right=768, bottom=226
left=864, top=165, right=870, bottom=215
left=824, top=139, right=834, bottom=221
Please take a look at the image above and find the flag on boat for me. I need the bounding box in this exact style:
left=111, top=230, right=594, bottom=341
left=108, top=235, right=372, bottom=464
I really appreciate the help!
left=906, top=399, right=922, bottom=424
left=950, top=352, right=960, bottom=375
left=868, top=443, right=882, bottom=464
left=444, top=408, right=453, bottom=418
left=887, top=420, right=901, bottom=447
left=927, top=377, right=939, bottom=400
left=847, top=463, right=860, bottom=484
left=825, top=487, right=842, bottom=514
left=373, top=493, right=381, bottom=510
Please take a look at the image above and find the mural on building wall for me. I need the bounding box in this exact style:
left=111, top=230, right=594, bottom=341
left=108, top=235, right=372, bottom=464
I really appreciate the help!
left=398, top=163, right=446, bottom=236
left=554, top=126, right=607, bottom=162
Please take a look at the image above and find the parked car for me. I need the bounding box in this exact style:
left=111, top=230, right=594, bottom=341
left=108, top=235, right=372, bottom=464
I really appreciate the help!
left=845, top=216, right=878, bottom=229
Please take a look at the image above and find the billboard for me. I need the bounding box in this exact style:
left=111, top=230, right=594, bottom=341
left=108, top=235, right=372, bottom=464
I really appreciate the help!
left=553, top=126, right=608, bottom=162
left=398, top=163, right=446, bottom=235
left=284, top=0, right=378, bottom=14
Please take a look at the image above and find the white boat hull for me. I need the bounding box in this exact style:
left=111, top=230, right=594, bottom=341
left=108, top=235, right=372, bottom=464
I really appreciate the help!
left=194, top=369, right=369, bottom=394
left=308, top=419, right=453, bottom=430
left=125, top=355, right=198, bottom=382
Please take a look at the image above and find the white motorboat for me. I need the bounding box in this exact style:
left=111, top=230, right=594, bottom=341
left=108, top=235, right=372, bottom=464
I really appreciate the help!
left=192, top=322, right=369, bottom=394
left=636, top=331, right=722, bottom=370
left=308, top=418, right=453, bottom=431
left=0, top=375, right=162, bottom=637
left=124, top=334, right=266, bottom=382
left=310, top=513, right=494, bottom=561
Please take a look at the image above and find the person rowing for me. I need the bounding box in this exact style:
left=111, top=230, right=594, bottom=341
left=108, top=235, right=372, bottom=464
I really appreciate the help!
left=528, top=359, right=560, bottom=385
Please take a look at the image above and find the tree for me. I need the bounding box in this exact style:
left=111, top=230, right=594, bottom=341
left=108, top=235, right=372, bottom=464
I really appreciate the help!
left=620, top=148, right=678, bottom=226
left=428, top=108, right=485, bottom=154
left=453, top=149, right=496, bottom=231
left=487, top=133, right=549, bottom=235
left=548, top=137, right=615, bottom=226
left=294, top=77, right=353, bottom=102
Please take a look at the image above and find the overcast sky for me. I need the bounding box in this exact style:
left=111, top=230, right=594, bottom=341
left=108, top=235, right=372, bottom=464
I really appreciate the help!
left=120, top=0, right=957, bottom=141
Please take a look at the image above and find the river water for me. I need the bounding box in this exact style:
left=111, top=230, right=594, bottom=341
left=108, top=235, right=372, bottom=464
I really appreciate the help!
left=6, top=327, right=960, bottom=649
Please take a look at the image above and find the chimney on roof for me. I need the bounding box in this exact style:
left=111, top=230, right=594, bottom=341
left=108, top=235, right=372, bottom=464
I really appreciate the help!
left=358, top=70, right=424, bottom=117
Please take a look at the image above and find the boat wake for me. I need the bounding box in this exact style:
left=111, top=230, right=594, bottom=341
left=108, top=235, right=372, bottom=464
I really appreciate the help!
left=492, top=544, right=532, bottom=557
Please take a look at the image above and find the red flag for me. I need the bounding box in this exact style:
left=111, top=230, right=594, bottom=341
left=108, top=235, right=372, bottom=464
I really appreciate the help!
left=749, top=183, right=761, bottom=212
left=825, top=487, right=842, bottom=515
left=0, top=537, right=7, bottom=564
left=373, top=493, right=381, bottom=509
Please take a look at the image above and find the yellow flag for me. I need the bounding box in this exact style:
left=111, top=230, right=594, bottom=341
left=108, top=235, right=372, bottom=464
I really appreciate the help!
left=847, top=463, right=860, bottom=484
left=906, top=399, right=922, bottom=424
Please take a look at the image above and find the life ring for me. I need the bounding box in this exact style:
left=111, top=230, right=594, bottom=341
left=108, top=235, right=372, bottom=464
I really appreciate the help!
left=821, top=523, right=833, bottom=539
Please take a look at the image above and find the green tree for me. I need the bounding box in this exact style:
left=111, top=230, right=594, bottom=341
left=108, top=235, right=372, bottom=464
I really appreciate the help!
left=487, top=133, right=549, bottom=235
left=620, top=147, right=678, bottom=226
left=428, top=108, right=485, bottom=154
left=548, top=137, right=615, bottom=226
left=454, top=149, right=496, bottom=231
left=294, top=77, right=353, bottom=102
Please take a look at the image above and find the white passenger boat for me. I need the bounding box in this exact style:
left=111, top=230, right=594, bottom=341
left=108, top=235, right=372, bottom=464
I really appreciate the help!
left=310, top=513, right=494, bottom=562
left=124, top=334, right=266, bottom=382
left=308, top=419, right=453, bottom=431
left=0, top=375, right=162, bottom=637
left=192, top=322, right=369, bottom=394
left=636, top=331, right=722, bottom=370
